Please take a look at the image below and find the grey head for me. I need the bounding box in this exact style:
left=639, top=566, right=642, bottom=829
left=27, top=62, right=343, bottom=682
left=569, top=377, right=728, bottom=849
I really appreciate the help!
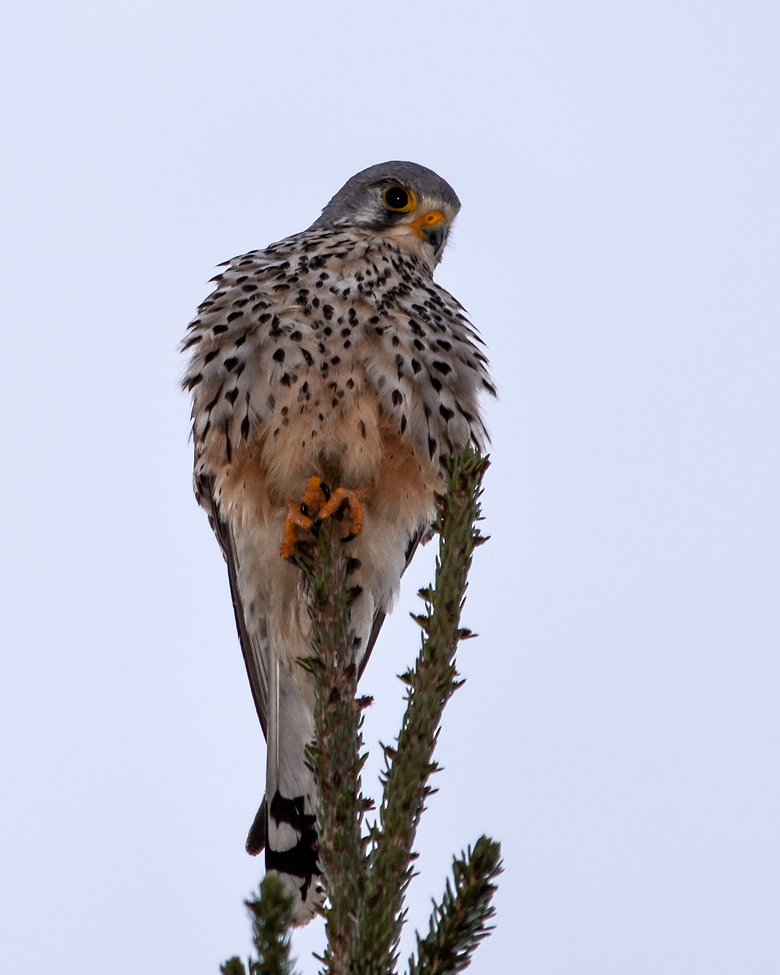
left=309, top=161, right=461, bottom=265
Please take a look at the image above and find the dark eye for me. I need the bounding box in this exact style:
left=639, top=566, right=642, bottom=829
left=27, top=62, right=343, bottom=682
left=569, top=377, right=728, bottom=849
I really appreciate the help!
left=382, top=185, right=416, bottom=212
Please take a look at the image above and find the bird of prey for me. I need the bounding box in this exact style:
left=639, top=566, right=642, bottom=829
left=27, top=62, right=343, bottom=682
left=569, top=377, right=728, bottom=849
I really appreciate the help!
left=182, top=161, right=494, bottom=924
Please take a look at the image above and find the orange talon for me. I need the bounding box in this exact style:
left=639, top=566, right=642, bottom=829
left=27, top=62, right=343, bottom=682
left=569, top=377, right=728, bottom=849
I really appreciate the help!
left=280, top=502, right=314, bottom=559
left=280, top=478, right=364, bottom=558
left=300, top=476, right=331, bottom=514
left=280, top=476, right=331, bottom=558
left=317, top=487, right=364, bottom=541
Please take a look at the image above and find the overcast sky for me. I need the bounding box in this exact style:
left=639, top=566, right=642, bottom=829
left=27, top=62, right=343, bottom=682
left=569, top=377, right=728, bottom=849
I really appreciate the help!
left=2, top=1, right=779, bottom=972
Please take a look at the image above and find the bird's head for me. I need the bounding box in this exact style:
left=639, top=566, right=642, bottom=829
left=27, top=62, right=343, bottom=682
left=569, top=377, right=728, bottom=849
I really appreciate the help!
left=309, top=161, right=461, bottom=269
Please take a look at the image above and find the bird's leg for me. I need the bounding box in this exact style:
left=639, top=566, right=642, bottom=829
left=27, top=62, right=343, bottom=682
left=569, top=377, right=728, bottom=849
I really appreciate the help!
left=280, top=477, right=364, bottom=558
left=316, top=487, right=364, bottom=542
left=280, top=476, right=332, bottom=558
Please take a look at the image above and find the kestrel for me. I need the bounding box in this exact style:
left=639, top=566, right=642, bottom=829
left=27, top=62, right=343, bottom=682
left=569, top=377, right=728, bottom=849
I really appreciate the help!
left=182, top=161, right=494, bottom=924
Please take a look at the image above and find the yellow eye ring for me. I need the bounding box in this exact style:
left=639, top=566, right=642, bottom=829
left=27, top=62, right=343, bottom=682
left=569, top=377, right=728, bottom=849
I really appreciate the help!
left=382, top=185, right=417, bottom=212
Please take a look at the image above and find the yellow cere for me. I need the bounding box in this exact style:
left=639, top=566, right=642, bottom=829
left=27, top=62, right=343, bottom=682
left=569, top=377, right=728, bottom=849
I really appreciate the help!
left=410, top=209, right=446, bottom=238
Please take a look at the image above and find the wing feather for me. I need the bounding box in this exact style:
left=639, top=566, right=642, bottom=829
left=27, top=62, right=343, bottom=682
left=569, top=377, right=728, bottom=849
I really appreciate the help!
left=358, top=527, right=427, bottom=678
left=197, top=473, right=269, bottom=738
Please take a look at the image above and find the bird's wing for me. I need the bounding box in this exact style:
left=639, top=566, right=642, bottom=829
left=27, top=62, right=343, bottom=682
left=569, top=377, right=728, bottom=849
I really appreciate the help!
left=197, top=472, right=269, bottom=738
left=358, top=527, right=427, bottom=678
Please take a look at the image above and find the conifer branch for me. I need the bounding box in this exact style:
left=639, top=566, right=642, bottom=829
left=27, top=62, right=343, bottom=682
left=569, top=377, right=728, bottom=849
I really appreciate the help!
left=221, top=874, right=300, bottom=975
left=407, top=836, right=502, bottom=975
left=296, top=521, right=372, bottom=975
left=348, top=446, right=491, bottom=974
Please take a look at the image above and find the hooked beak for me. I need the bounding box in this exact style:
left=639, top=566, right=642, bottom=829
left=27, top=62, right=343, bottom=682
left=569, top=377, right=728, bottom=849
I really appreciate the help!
left=409, top=209, right=447, bottom=255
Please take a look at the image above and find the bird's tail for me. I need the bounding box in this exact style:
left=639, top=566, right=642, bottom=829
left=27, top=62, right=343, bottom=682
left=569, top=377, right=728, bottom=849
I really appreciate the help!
left=240, top=520, right=384, bottom=926
left=246, top=640, right=324, bottom=925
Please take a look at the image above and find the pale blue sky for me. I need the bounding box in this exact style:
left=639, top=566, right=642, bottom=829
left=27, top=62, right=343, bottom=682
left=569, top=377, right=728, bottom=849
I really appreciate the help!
left=2, top=1, right=779, bottom=972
